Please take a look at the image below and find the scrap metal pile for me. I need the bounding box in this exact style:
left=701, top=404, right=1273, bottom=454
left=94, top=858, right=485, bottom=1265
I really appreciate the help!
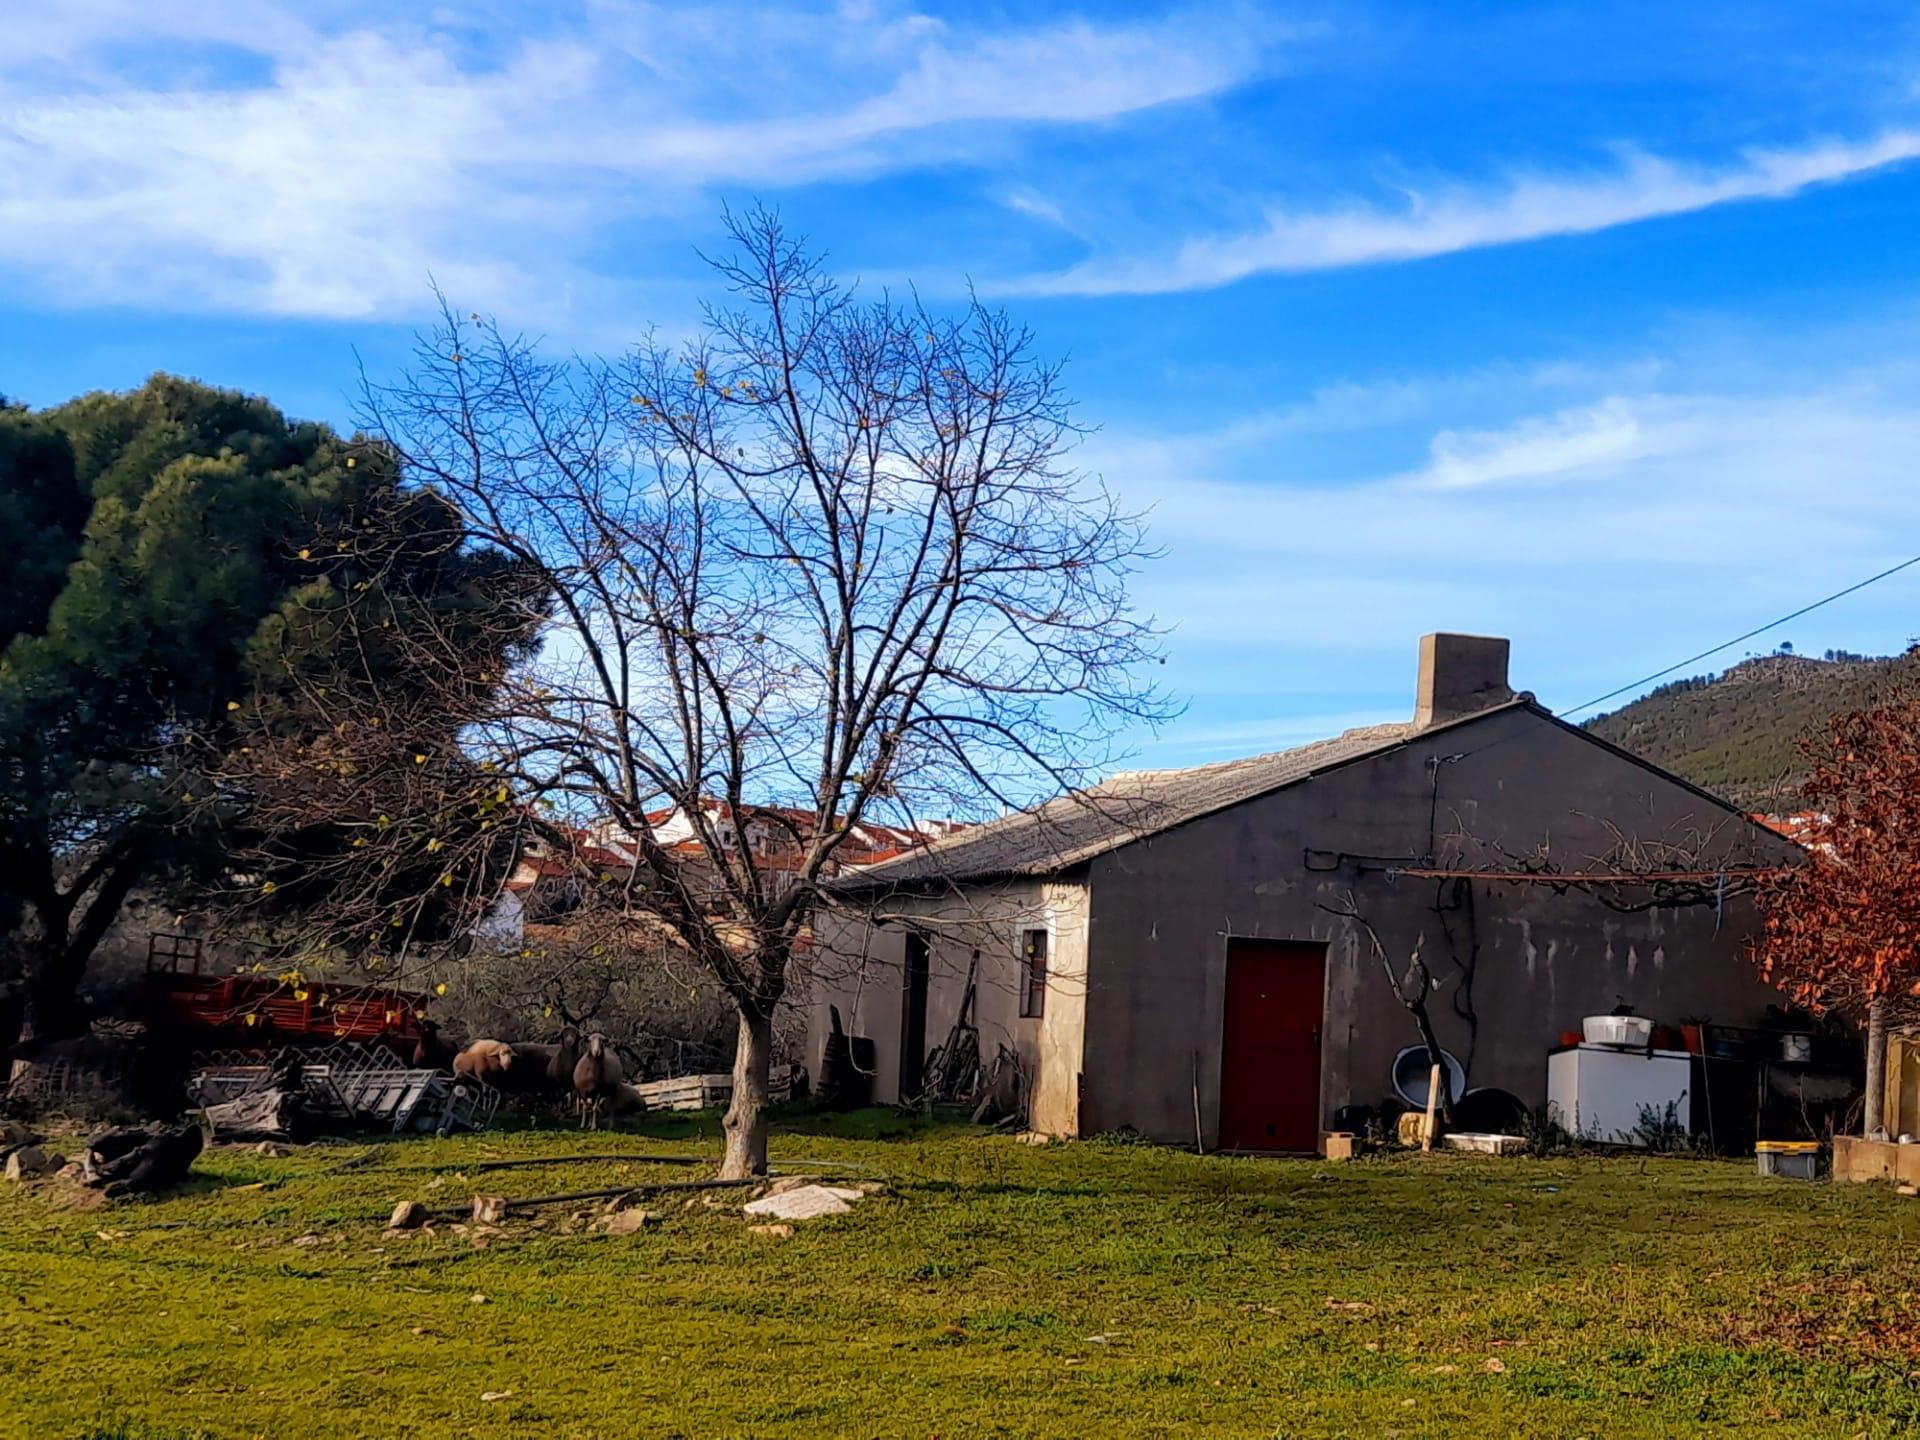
left=190, top=1041, right=500, bottom=1140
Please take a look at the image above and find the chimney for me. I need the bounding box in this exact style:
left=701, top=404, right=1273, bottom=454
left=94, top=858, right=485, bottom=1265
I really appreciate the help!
left=1415, top=632, right=1513, bottom=729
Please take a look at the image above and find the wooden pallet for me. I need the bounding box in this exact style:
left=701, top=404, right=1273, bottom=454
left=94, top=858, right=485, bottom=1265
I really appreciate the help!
left=628, top=1064, right=802, bottom=1111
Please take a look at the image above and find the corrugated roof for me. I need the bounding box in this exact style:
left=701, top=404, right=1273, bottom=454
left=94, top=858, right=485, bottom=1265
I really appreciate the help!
left=840, top=703, right=1531, bottom=888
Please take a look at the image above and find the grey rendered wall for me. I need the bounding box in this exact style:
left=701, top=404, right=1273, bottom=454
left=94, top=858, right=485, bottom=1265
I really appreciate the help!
left=1078, top=706, right=1792, bottom=1145
left=807, top=880, right=1090, bottom=1131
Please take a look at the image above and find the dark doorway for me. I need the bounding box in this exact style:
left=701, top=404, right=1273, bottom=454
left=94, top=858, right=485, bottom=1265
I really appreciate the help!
left=899, top=931, right=931, bottom=1101
left=1218, top=939, right=1326, bottom=1152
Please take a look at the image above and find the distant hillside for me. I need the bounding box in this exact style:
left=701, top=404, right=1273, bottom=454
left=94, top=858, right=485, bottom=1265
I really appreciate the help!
left=1583, top=649, right=1920, bottom=808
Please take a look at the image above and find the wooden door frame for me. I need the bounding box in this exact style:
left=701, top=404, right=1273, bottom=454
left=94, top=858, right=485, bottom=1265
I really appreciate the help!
left=1216, top=937, right=1329, bottom=1153
left=898, top=929, right=931, bottom=1102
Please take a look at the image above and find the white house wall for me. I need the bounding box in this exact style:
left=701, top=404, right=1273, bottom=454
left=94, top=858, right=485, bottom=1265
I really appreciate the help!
left=809, top=881, right=1090, bottom=1133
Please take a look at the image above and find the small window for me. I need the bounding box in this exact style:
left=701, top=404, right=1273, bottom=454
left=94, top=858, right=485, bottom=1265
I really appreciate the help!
left=1020, top=928, right=1048, bottom=1018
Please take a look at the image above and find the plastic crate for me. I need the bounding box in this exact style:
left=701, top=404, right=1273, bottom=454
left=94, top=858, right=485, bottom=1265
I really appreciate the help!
left=1755, top=1140, right=1821, bottom=1179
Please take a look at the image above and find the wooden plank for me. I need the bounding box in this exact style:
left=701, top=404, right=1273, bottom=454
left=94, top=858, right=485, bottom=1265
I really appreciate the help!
left=1421, top=1063, right=1441, bottom=1153
left=627, top=1064, right=801, bottom=1111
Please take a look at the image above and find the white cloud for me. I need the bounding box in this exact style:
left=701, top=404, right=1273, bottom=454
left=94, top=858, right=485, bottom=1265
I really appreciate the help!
left=1422, top=398, right=1645, bottom=489
left=1000, top=188, right=1073, bottom=230
left=0, top=3, right=1268, bottom=320
left=1083, top=358, right=1920, bottom=723
left=0, top=0, right=312, bottom=69
left=1016, top=131, right=1920, bottom=295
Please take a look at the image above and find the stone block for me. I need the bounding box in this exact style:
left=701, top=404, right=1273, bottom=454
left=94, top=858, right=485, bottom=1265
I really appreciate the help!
left=4, top=1147, right=57, bottom=1182
left=388, top=1201, right=428, bottom=1230
left=1833, top=1135, right=1900, bottom=1184
left=1444, top=1132, right=1527, bottom=1156
left=1897, top=1142, right=1920, bottom=1188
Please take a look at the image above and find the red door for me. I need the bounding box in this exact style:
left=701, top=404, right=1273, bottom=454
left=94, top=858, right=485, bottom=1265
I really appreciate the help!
left=1218, top=940, right=1326, bottom=1152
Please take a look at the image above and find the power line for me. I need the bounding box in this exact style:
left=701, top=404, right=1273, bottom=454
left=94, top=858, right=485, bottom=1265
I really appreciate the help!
left=1563, top=550, right=1920, bottom=719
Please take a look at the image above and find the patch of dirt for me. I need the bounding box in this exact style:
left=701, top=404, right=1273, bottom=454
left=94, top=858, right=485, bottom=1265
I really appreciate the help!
left=50, top=1181, right=109, bottom=1212
left=1734, top=1272, right=1920, bottom=1362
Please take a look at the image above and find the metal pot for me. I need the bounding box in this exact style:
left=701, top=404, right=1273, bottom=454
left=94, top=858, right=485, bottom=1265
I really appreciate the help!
left=1391, top=1046, right=1467, bottom=1109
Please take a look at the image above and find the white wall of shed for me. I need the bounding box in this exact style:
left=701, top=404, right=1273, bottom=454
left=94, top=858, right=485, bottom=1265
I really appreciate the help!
left=808, top=881, right=1089, bottom=1134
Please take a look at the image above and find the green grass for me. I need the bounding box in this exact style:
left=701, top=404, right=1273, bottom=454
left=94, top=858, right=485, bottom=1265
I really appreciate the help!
left=7, top=1114, right=1920, bottom=1438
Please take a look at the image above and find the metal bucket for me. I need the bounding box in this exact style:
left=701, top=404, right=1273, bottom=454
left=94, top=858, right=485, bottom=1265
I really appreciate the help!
left=1391, top=1046, right=1467, bottom=1109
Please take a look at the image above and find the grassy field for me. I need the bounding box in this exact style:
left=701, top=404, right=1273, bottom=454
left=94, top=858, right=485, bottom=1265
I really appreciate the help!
left=4, top=1113, right=1920, bottom=1439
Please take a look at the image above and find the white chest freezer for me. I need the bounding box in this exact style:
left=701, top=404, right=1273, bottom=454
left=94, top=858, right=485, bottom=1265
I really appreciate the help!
left=1546, top=1044, right=1691, bottom=1146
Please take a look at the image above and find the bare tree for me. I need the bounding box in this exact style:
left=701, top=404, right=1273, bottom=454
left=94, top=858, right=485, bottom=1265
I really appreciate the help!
left=1316, top=807, right=1789, bottom=1132
left=1318, top=891, right=1458, bottom=1127
left=227, top=210, right=1168, bottom=1176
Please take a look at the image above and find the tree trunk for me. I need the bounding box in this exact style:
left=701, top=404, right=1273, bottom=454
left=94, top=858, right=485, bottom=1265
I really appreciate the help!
left=719, top=1004, right=774, bottom=1180
left=18, top=937, right=87, bottom=1046
left=12, top=943, right=82, bottom=1084
left=1865, top=998, right=1889, bottom=1139
left=17, top=843, right=147, bottom=1050
left=1407, top=1000, right=1456, bottom=1128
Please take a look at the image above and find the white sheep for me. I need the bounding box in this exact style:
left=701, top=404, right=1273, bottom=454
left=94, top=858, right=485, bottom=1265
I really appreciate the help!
left=571, top=1033, right=624, bottom=1130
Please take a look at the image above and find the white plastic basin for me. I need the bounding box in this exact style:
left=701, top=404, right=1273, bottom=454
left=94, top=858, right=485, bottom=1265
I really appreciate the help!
left=1582, top=1015, right=1654, bottom=1047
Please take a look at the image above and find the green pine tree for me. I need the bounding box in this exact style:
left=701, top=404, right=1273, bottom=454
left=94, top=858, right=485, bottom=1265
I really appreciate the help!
left=0, top=376, right=538, bottom=1044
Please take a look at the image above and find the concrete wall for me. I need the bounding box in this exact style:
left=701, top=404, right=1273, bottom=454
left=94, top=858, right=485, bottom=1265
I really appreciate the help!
left=1078, top=705, right=1794, bottom=1145
left=1833, top=1135, right=1920, bottom=1186
left=808, top=879, right=1090, bottom=1133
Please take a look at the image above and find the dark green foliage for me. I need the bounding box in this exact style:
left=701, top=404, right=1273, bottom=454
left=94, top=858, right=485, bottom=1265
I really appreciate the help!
left=0, top=402, right=89, bottom=643
left=1585, top=650, right=1920, bottom=807
left=0, top=375, right=536, bottom=1042
left=6, top=379, right=345, bottom=767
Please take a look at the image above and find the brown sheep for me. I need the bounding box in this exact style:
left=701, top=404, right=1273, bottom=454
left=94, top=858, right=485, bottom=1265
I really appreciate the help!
left=571, top=1033, right=624, bottom=1130
left=410, top=1021, right=458, bottom=1070
left=542, top=1027, right=583, bottom=1093
left=452, top=1038, right=516, bottom=1087
left=603, top=1080, right=647, bottom=1120
left=495, top=1028, right=582, bottom=1096
left=503, top=1028, right=585, bottom=1111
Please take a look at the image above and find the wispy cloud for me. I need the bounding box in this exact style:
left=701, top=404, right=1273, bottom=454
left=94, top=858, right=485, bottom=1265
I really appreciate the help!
left=1015, top=131, right=1920, bottom=295
left=0, top=3, right=1271, bottom=319
left=1082, top=354, right=1920, bottom=724
left=1000, top=188, right=1073, bottom=230
left=1420, top=398, right=1645, bottom=489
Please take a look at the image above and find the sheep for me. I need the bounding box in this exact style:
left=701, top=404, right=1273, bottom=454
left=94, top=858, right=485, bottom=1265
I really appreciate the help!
left=451, top=1031, right=587, bottom=1121
left=604, top=1080, right=647, bottom=1119
left=571, top=1032, right=624, bottom=1130
left=409, top=1021, right=458, bottom=1070
left=452, top=1038, right=516, bottom=1088
left=545, top=1027, right=584, bottom=1120
left=503, top=1027, right=584, bottom=1113
left=542, top=1026, right=583, bottom=1094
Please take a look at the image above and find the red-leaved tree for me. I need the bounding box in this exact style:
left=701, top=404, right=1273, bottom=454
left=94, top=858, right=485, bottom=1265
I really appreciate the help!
left=1750, top=692, right=1920, bottom=1136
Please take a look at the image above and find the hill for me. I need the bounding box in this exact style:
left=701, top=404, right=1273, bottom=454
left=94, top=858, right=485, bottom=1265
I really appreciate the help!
left=1583, top=648, right=1920, bottom=807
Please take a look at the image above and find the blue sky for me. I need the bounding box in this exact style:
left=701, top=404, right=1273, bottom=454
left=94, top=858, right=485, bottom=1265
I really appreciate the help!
left=10, top=1, right=1920, bottom=766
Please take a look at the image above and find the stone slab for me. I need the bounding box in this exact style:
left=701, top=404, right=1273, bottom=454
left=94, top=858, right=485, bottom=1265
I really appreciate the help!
left=1444, top=1132, right=1527, bottom=1156
left=741, top=1185, right=854, bottom=1221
